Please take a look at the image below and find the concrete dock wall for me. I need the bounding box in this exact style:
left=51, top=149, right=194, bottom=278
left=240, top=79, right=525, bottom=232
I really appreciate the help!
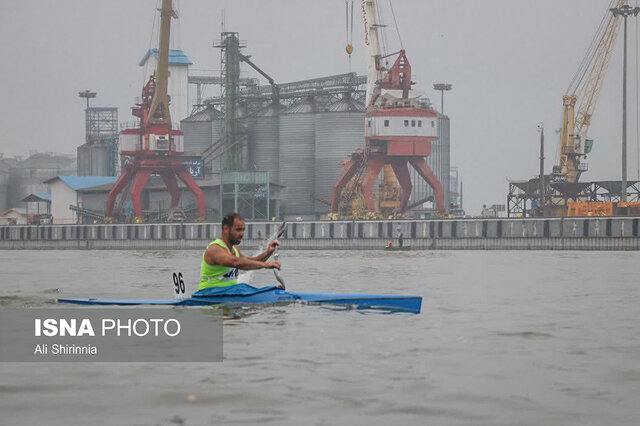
left=1, top=218, right=639, bottom=250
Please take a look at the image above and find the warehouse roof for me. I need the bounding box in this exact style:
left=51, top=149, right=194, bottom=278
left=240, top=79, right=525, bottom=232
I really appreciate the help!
left=21, top=192, right=51, bottom=202
left=44, top=176, right=118, bottom=191
left=1, top=208, right=27, bottom=216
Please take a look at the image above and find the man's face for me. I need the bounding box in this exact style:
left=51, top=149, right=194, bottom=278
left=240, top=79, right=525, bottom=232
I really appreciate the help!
left=224, top=218, right=245, bottom=245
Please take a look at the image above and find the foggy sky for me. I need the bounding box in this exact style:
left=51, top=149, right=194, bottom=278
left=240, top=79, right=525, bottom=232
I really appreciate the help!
left=1, top=0, right=639, bottom=214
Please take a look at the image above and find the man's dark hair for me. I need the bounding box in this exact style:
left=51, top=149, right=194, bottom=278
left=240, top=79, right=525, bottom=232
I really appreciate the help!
left=222, top=212, right=244, bottom=229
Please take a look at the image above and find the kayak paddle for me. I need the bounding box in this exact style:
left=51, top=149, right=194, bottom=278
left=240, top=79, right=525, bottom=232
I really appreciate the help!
left=273, top=221, right=286, bottom=289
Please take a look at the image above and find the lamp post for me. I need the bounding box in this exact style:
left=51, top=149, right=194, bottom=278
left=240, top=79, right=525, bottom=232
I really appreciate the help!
left=538, top=122, right=545, bottom=216
left=78, top=90, right=96, bottom=109
left=610, top=5, right=640, bottom=202
left=433, top=83, right=452, bottom=115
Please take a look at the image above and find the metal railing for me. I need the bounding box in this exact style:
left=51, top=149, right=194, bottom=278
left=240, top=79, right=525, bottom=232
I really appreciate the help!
left=120, top=122, right=182, bottom=131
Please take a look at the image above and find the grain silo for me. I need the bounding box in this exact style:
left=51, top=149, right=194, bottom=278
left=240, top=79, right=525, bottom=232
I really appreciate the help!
left=77, top=143, right=109, bottom=176
left=180, top=107, right=224, bottom=157
left=278, top=98, right=318, bottom=215
left=0, top=167, right=9, bottom=212
left=313, top=94, right=365, bottom=213
left=5, top=153, right=76, bottom=209
left=248, top=102, right=282, bottom=184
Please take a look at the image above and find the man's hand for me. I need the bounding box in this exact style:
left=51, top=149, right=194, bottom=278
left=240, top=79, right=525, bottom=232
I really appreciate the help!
left=268, top=239, right=280, bottom=252
left=247, top=239, right=281, bottom=263
left=265, top=261, right=281, bottom=270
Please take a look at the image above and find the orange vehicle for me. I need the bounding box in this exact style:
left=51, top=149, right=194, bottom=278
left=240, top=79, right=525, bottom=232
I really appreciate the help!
left=616, top=202, right=640, bottom=216
left=567, top=202, right=613, bottom=217
left=567, top=201, right=640, bottom=217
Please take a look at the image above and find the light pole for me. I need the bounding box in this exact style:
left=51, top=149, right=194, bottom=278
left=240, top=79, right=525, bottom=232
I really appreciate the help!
left=433, top=83, right=452, bottom=115
left=610, top=5, right=640, bottom=202
left=78, top=90, right=96, bottom=109
left=538, top=122, right=545, bottom=216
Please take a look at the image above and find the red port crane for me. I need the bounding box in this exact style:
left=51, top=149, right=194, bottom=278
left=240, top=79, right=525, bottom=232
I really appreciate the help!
left=106, top=0, right=205, bottom=222
left=330, top=0, right=445, bottom=218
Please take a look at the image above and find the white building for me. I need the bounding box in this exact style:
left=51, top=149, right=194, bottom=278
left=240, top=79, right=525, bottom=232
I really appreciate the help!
left=139, top=49, right=192, bottom=124
left=0, top=208, right=28, bottom=225
left=44, top=176, right=117, bottom=224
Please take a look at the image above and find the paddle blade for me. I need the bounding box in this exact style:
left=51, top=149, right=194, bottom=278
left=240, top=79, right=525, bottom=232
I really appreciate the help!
left=274, top=269, right=285, bottom=289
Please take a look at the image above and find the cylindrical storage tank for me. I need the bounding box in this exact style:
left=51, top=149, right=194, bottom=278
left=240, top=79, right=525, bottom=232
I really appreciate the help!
left=0, top=167, right=9, bottom=212
left=313, top=95, right=365, bottom=213
left=77, top=143, right=109, bottom=176
left=7, top=156, right=75, bottom=209
left=278, top=98, right=319, bottom=215
left=180, top=107, right=224, bottom=156
left=211, top=113, right=224, bottom=150
left=409, top=113, right=450, bottom=212
left=248, top=102, right=282, bottom=184
left=434, top=114, right=451, bottom=211
left=236, top=104, right=251, bottom=171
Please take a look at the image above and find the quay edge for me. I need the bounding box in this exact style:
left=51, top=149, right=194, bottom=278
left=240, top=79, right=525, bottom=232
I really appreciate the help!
left=1, top=217, right=639, bottom=251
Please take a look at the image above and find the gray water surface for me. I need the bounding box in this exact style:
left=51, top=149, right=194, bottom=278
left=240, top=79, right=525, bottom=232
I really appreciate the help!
left=1, top=250, right=639, bottom=425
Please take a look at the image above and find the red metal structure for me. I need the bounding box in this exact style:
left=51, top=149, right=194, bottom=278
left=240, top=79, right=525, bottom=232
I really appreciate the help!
left=330, top=50, right=445, bottom=216
left=106, top=0, right=205, bottom=221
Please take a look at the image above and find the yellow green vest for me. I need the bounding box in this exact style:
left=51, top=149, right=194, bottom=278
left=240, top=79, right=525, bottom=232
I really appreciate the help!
left=199, top=239, right=241, bottom=290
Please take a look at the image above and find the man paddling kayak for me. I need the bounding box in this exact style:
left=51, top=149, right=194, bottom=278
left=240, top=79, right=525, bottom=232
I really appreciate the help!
left=199, top=212, right=281, bottom=290
left=60, top=213, right=422, bottom=312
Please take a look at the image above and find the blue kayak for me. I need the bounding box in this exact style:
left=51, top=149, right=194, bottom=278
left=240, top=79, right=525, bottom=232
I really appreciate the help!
left=58, top=284, right=422, bottom=313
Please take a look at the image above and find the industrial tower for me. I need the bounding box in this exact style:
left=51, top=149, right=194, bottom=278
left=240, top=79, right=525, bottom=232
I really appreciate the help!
left=77, top=90, right=119, bottom=177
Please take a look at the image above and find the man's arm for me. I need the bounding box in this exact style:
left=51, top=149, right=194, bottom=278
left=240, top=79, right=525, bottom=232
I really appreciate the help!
left=247, top=239, right=279, bottom=262
left=205, top=244, right=280, bottom=270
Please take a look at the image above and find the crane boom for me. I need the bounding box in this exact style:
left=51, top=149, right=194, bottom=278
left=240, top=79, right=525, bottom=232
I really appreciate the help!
left=554, top=0, right=625, bottom=182
left=362, top=0, right=385, bottom=107
left=148, top=0, right=176, bottom=126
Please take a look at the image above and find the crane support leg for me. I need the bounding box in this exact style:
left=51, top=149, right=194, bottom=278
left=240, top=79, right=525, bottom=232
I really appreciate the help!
left=409, top=157, right=445, bottom=213
left=106, top=167, right=134, bottom=216
left=177, top=169, right=206, bottom=218
left=330, top=157, right=361, bottom=212
left=391, top=160, right=413, bottom=213
left=130, top=170, right=152, bottom=216
left=362, top=157, right=386, bottom=212
left=160, top=172, right=181, bottom=208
